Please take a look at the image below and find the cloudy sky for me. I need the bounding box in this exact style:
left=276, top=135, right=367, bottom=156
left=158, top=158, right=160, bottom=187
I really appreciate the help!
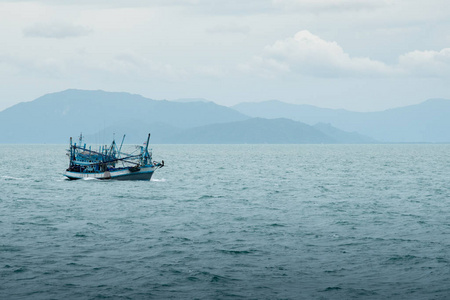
left=1, top=0, right=450, bottom=112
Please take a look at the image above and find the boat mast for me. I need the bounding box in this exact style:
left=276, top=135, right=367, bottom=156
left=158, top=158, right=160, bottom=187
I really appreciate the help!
left=145, top=134, right=150, bottom=152
left=118, top=134, right=126, bottom=159
left=143, top=133, right=151, bottom=165
left=69, top=137, right=73, bottom=166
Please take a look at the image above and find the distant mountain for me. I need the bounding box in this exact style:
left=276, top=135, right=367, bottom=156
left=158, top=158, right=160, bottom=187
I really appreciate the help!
left=313, top=123, right=377, bottom=144
left=233, top=99, right=450, bottom=143
left=84, top=121, right=182, bottom=144
left=161, top=118, right=375, bottom=144
left=171, top=98, right=211, bottom=103
left=3, top=89, right=444, bottom=144
left=0, top=89, right=248, bottom=143
left=233, top=100, right=348, bottom=124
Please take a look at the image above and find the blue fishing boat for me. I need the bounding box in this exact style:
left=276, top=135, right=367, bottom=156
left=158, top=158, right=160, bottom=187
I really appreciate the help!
left=64, top=133, right=163, bottom=180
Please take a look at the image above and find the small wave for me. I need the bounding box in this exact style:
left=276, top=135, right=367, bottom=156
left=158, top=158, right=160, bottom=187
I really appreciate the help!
left=151, top=178, right=166, bottom=182
left=187, top=276, right=200, bottom=282
left=210, top=274, right=236, bottom=283
left=56, top=177, right=70, bottom=181
left=1, top=175, right=25, bottom=181
left=387, top=254, right=418, bottom=262
left=0, top=245, right=23, bottom=252
left=218, top=249, right=258, bottom=255
left=13, top=267, right=27, bottom=273
left=323, top=286, right=342, bottom=292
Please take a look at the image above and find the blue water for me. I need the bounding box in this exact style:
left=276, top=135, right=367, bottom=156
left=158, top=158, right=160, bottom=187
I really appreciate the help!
left=1, top=144, right=450, bottom=299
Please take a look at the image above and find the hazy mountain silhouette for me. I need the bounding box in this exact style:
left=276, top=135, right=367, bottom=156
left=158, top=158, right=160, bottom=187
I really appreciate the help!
left=84, top=121, right=182, bottom=145
left=172, top=98, right=211, bottom=103
left=233, top=99, right=450, bottom=142
left=0, top=89, right=248, bottom=143
left=1, top=89, right=445, bottom=143
left=233, top=100, right=347, bottom=124
left=162, top=118, right=333, bottom=144
left=160, top=118, right=374, bottom=144
left=312, top=123, right=377, bottom=144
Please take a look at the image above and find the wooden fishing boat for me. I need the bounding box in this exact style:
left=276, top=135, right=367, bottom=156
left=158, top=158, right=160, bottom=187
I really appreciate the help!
left=64, top=133, right=163, bottom=180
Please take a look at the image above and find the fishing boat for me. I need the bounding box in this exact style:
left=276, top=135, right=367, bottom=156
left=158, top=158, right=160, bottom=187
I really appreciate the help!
left=64, top=133, right=164, bottom=180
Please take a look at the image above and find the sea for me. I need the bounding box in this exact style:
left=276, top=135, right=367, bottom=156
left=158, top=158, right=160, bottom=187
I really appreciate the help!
left=1, top=144, right=450, bottom=299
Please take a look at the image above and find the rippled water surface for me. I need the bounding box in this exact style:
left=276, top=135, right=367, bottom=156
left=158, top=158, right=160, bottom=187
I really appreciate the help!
left=1, top=144, right=450, bottom=299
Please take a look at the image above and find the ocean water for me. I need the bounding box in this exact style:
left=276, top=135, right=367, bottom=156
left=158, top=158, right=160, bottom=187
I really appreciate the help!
left=1, top=144, right=450, bottom=299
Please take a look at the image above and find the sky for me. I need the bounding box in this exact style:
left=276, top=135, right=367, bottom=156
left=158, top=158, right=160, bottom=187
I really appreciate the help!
left=1, top=0, right=450, bottom=112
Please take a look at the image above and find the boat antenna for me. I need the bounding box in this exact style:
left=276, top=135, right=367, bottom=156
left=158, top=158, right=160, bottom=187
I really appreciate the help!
left=69, top=137, right=73, bottom=165
left=143, top=133, right=151, bottom=164
left=144, top=133, right=151, bottom=153
left=118, top=134, right=126, bottom=157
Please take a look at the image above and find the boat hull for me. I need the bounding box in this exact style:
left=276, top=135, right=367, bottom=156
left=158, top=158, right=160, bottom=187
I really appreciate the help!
left=64, top=166, right=156, bottom=181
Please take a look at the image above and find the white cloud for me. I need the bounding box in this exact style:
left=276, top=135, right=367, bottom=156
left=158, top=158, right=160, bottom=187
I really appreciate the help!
left=273, top=0, right=387, bottom=12
left=0, top=0, right=200, bottom=7
left=242, top=30, right=450, bottom=78
left=23, top=22, right=92, bottom=39
left=242, top=30, right=396, bottom=78
left=399, top=49, right=450, bottom=77
left=11, top=0, right=272, bottom=15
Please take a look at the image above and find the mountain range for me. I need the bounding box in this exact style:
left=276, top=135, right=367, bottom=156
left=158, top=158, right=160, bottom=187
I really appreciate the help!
left=0, top=89, right=247, bottom=143
left=0, top=89, right=448, bottom=143
left=233, top=99, right=450, bottom=143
